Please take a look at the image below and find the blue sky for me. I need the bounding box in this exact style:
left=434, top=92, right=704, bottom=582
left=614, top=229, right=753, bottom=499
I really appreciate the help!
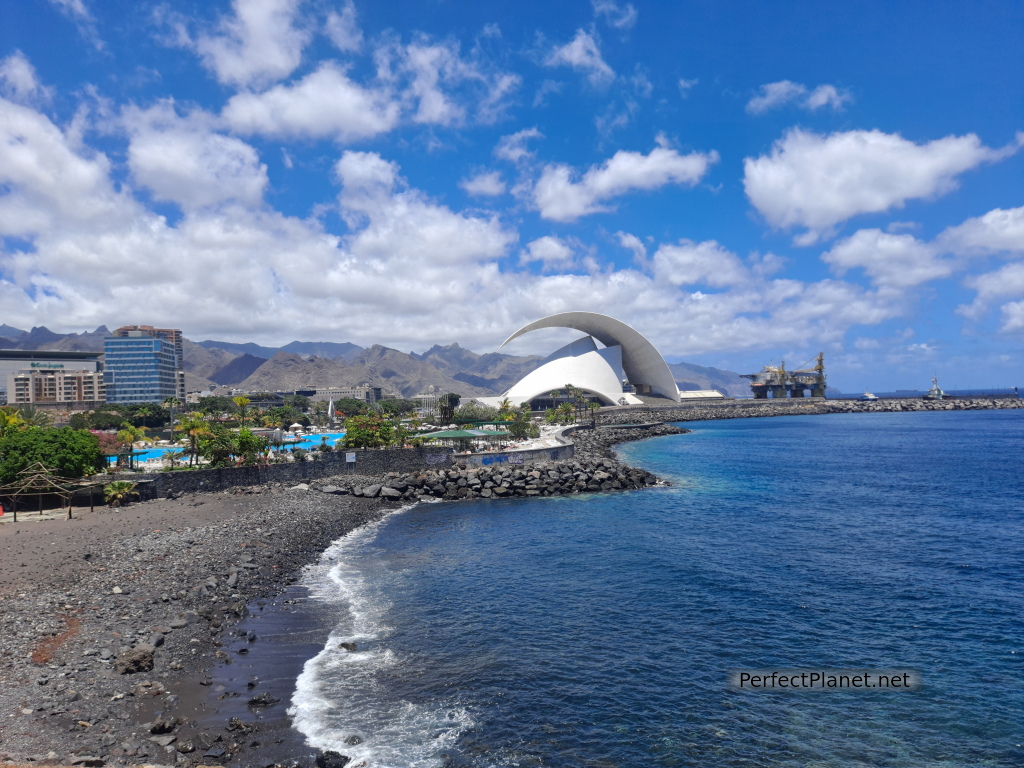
left=1, top=0, right=1022, bottom=392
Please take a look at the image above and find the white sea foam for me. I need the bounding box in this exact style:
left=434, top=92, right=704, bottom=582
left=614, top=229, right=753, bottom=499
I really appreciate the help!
left=289, top=504, right=473, bottom=767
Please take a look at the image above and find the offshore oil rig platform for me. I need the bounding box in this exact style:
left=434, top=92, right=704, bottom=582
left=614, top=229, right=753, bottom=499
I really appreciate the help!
left=741, top=353, right=827, bottom=399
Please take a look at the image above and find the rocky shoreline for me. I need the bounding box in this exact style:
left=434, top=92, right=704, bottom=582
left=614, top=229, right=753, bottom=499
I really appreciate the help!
left=0, top=423, right=678, bottom=768
left=1, top=405, right=1018, bottom=767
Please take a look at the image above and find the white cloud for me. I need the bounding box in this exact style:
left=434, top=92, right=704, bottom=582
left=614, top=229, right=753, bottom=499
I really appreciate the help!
left=124, top=103, right=268, bottom=210
left=677, top=78, right=698, bottom=97
left=460, top=171, right=506, bottom=197
left=746, top=80, right=851, bottom=114
left=194, top=0, right=311, bottom=88
left=48, top=0, right=103, bottom=49
left=533, top=79, right=562, bottom=107
left=222, top=62, right=399, bottom=142
left=822, top=229, right=953, bottom=288
left=999, top=301, right=1024, bottom=332
left=0, top=97, right=929, bottom=359
left=958, top=262, right=1024, bottom=321
left=335, top=151, right=517, bottom=267
left=534, top=143, right=718, bottom=222
left=937, top=206, right=1024, bottom=257
left=520, top=236, right=575, bottom=270
left=0, top=52, right=52, bottom=105
left=0, top=98, right=124, bottom=237
left=495, top=127, right=543, bottom=164
left=744, top=128, right=1023, bottom=244
left=652, top=239, right=749, bottom=288
left=374, top=36, right=520, bottom=127
left=544, top=30, right=614, bottom=86
left=592, top=0, right=638, bottom=29
left=805, top=84, right=850, bottom=111
left=616, top=231, right=647, bottom=266
left=325, top=0, right=362, bottom=53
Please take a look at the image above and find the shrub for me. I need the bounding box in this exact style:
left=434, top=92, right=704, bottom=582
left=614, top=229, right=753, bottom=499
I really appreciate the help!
left=104, top=480, right=139, bottom=507
left=0, top=427, right=101, bottom=484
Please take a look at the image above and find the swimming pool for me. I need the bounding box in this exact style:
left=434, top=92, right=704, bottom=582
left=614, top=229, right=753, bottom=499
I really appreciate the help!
left=108, top=431, right=347, bottom=463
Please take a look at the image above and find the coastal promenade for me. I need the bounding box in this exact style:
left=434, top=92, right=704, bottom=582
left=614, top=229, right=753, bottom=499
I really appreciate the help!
left=0, top=399, right=1020, bottom=767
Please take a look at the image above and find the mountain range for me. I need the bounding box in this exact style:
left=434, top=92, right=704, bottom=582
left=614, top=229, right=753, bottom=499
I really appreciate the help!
left=0, top=326, right=749, bottom=398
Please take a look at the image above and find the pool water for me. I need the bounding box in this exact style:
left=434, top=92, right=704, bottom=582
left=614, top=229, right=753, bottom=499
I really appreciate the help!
left=108, top=431, right=347, bottom=463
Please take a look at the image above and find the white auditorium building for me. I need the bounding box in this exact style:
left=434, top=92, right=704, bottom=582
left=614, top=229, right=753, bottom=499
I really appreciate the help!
left=473, top=311, right=723, bottom=410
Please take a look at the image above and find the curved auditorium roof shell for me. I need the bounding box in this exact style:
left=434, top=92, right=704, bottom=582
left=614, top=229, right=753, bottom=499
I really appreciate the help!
left=499, top=311, right=680, bottom=404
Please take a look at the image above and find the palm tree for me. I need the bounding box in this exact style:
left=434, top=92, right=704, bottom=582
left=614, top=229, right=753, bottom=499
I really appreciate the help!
left=133, top=403, right=156, bottom=427
left=17, top=406, right=52, bottom=428
left=233, top=396, right=252, bottom=427
left=497, top=397, right=514, bottom=420
left=104, top=481, right=139, bottom=507
left=175, top=412, right=212, bottom=467
left=310, top=400, right=329, bottom=428
left=163, top=396, right=181, bottom=429
left=556, top=402, right=575, bottom=424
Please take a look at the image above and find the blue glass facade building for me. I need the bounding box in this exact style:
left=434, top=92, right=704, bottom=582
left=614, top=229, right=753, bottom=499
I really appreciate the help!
left=104, top=332, right=182, bottom=404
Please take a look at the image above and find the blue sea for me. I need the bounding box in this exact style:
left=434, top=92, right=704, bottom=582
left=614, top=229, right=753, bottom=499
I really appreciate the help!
left=282, top=410, right=1023, bottom=767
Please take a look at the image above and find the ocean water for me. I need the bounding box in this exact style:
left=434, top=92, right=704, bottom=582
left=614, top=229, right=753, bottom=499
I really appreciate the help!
left=287, top=410, right=1024, bottom=767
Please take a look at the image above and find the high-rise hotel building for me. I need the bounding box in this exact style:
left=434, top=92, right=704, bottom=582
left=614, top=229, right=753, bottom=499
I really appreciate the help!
left=104, top=325, right=186, bottom=404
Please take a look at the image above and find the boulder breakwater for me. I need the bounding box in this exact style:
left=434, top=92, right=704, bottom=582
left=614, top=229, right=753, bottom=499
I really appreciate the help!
left=598, top=396, right=1023, bottom=425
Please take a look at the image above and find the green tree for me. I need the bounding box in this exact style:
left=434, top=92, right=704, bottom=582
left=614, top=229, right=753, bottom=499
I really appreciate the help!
left=234, top=427, right=268, bottom=464
left=197, top=423, right=237, bottom=467
left=334, top=398, right=368, bottom=417
left=377, top=399, right=417, bottom=416
left=68, top=413, right=90, bottom=430
left=233, top=396, right=252, bottom=427
left=342, top=413, right=396, bottom=449
left=175, top=412, right=212, bottom=467
left=0, top=406, right=26, bottom=439
left=435, top=393, right=461, bottom=424
left=17, top=406, right=53, bottom=428
left=88, top=408, right=126, bottom=430
left=311, top=400, right=329, bottom=427
left=0, top=427, right=101, bottom=483
left=497, top=397, right=515, bottom=420
left=197, top=395, right=238, bottom=416
left=507, top=405, right=534, bottom=439
left=283, top=394, right=311, bottom=411
left=556, top=402, right=575, bottom=424
left=116, top=422, right=152, bottom=446
left=455, top=402, right=500, bottom=422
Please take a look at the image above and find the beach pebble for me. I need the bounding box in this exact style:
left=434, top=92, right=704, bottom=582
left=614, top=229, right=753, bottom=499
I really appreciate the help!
left=114, top=645, right=155, bottom=674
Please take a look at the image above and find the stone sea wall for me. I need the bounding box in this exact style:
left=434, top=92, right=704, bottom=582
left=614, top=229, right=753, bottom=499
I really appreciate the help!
left=598, top=397, right=1024, bottom=425
left=126, top=446, right=455, bottom=500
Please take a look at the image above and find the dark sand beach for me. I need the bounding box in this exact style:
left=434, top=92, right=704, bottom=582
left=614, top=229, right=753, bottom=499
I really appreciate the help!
left=0, top=485, right=394, bottom=768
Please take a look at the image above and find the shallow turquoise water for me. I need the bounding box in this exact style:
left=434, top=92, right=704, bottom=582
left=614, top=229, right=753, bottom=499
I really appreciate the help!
left=289, top=410, right=1024, bottom=767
